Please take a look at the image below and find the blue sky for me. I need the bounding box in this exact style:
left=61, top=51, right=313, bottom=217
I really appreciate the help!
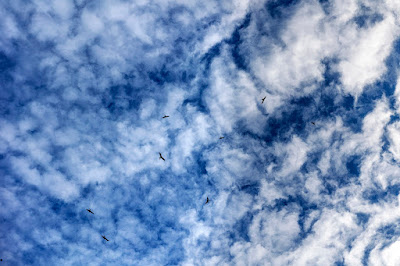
left=1, top=0, right=400, bottom=265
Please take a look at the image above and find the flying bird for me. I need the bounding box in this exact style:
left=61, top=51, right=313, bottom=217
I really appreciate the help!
left=311, top=122, right=315, bottom=125
left=219, top=137, right=224, bottom=139
left=102, top=235, right=109, bottom=241
left=159, top=152, right=165, bottom=161
left=261, top=96, right=266, bottom=104
left=205, top=197, right=210, bottom=204
left=86, top=209, right=94, bottom=214
left=162, top=115, right=169, bottom=118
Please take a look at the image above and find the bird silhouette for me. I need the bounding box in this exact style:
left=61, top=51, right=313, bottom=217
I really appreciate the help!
left=162, top=115, right=169, bottom=118
left=159, top=153, right=165, bottom=161
left=261, top=96, right=266, bottom=103
left=311, top=122, right=315, bottom=125
left=102, top=235, right=109, bottom=241
left=86, top=209, right=94, bottom=214
left=219, top=137, right=224, bottom=139
left=205, top=197, right=209, bottom=204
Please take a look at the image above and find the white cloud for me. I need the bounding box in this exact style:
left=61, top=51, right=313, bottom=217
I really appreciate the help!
left=387, top=121, right=400, bottom=161
left=247, top=0, right=400, bottom=100
left=274, top=135, right=309, bottom=177
left=0, top=119, right=17, bottom=143
left=361, top=98, right=392, bottom=150
left=10, top=156, right=42, bottom=187
left=339, top=14, right=398, bottom=96
left=370, top=239, right=400, bottom=266
left=52, top=0, right=75, bottom=20
left=81, top=10, right=104, bottom=34
left=286, top=210, right=359, bottom=265
left=250, top=208, right=300, bottom=252
left=205, top=52, right=264, bottom=134
left=256, top=180, right=284, bottom=207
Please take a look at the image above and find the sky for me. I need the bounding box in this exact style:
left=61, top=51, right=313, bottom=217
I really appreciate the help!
left=1, top=0, right=400, bottom=265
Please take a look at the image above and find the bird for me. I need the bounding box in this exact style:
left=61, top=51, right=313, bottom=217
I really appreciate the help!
left=205, top=197, right=209, bottom=204
left=162, top=115, right=169, bottom=118
left=102, top=235, right=109, bottom=241
left=311, top=122, right=315, bottom=125
left=159, top=152, right=165, bottom=161
left=219, top=137, right=224, bottom=139
left=261, top=96, right=266, bottom=104
left=86, top=209, right=94, bottom=214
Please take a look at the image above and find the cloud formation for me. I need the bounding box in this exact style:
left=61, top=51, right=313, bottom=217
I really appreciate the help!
left=1, top=0, right=400, bottom=265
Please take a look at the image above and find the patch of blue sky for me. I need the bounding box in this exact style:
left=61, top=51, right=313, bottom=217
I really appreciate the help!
left=363, top=184, right=400, bottom=204
left=226, top=13, right=252, bottom=71
left=353, top=4, right=384, bottom=29
left=362, top=242, right=376, bottom=266
left=265, top=0, right=301, bottom=19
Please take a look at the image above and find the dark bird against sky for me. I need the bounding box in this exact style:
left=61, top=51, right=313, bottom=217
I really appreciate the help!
left=162, top=115, right=169, bottom=118
left=86, top=209, right=94, bottom=214
left=159, top=153, right=165, bottom=161
left=205, top=197, right=209, bottom=204
left=261, top=96, right=266, bottom=103
left=102, top=235, right=109, bottom=241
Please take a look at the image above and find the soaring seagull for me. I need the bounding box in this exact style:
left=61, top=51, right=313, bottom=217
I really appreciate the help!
left=162, top=115, right=169, bottom=118
left=102, top=235, right=109, bottom=241
left=159, top=153, right=165, bottom=161
left=205, top=197, right=210, bottom=204
left=261, top=96, right=266, bottom=104
left=86, top=209, right=94, bottom=214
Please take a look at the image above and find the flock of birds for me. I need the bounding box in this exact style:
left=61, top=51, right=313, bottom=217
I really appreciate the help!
left=85, top=110, right=215, bottom=243
left=83, top=96, right=315, bottom=244
left=0, top=96, right=318, bottom=263
left=84, top=208, right=110, bottom=241
left=0, top=95, right=321, bottom=265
